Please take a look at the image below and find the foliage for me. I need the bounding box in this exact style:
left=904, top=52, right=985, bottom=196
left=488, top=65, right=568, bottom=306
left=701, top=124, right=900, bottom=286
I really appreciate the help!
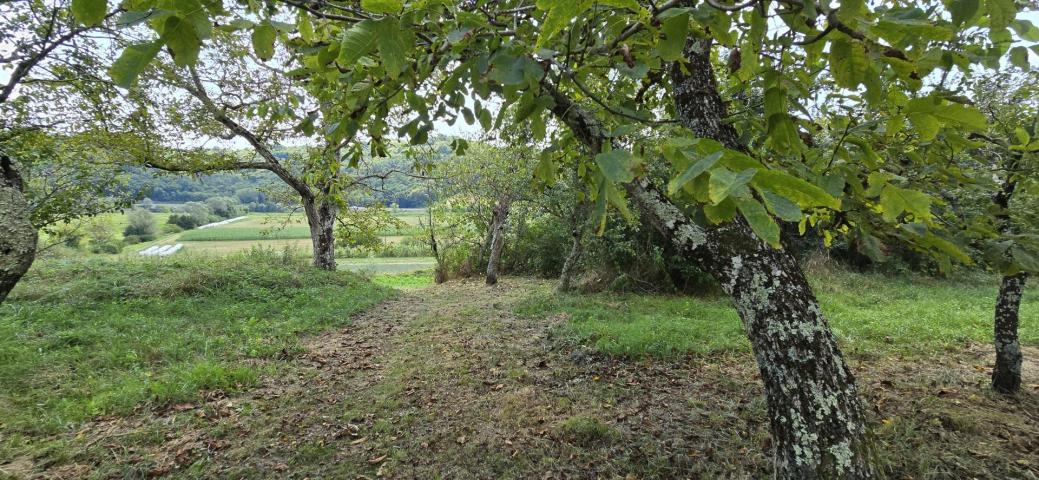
left=336, top=204, right=406, bottom=254
left=0, top=130, right=139, bottom=233
left=123, top=208, right=157, bottom=242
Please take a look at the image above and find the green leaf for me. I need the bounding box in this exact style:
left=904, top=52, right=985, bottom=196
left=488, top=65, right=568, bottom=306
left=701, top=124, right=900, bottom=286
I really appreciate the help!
left=986, top=0, right=1015, bottom=31
left=72, top=0, right=107, bottom=26
left=595, top=149, right=636, bottom=183
left=734, top=196, right=781, bottom=248
left=750, top=170, right=840, bottom=209
left=908, top=112, right=940, bottom=141
left=948, top=0, right=980, bottom=26
left=338, top=20, right=379, bottom=66
left=536, top=0, right=593, bottom=47
left=932, top=104, right=988, bottom=130
left=760, top=190, right=803, bottom=222
left=534, top=155, right=556, bottom=183
left=708, top=167, right=756, bottom=205
left=704, top=198, right=737, bottom=223
left=109, top=41, right=162, bottom=89
left=298, top=13, right=315, bottom=42
left=251, top=23, right=277, bottom=61
left=375, top=18, right=411, bottom=78
left=829, top=39, right=869, bottom=89
left=162, top=16, right=201, bottom=66
left=361, top=0, right=402, bottom=14
left=1010, top=46, right=1029, bottom=69
left=879, top=184, right=932, bottom=222
left=667, top=150, right=723, bottom=195
left=657, top=12, right=689, bottom=61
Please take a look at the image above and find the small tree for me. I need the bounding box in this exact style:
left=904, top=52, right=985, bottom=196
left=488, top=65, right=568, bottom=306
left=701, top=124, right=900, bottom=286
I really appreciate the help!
left=123, top=209, right=157, bottom=242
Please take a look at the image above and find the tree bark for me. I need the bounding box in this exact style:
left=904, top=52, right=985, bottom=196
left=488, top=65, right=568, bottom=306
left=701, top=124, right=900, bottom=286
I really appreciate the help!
left=0, top=157, right=36, bottom=303
left=990, top=157, right=1026, bottom=394
left=303, top=197, right=337, bottom=270
left=485, top=198, right=510, bottom=285
left=544, top=36, right=874, bottom=479
left=993, top=273, right=1027, bottom=393
left=556, top=202, right=587, bottom=294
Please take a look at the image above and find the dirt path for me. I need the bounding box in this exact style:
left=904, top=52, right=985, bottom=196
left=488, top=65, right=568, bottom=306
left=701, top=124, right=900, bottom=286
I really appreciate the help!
left=18, top=278, right=1039, bottom=479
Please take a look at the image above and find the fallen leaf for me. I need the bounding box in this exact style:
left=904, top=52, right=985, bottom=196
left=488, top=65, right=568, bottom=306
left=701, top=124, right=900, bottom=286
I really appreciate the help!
left=368, top=454, right=387, bottom=464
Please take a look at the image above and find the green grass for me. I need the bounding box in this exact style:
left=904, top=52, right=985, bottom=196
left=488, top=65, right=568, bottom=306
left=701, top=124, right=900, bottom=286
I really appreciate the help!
left=371, top=270, right=436, bottom=290
left=516, top=268, right=1038, bottom=359
left=339, top=256, right=436, bottom=274
left=178, top=226, right=314, bottom=241
left=0, top=250, right=393, bottom=435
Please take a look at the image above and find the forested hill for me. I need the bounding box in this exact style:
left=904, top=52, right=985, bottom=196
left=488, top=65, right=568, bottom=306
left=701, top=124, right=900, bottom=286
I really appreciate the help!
left=128, top=145, right=444, bottom=208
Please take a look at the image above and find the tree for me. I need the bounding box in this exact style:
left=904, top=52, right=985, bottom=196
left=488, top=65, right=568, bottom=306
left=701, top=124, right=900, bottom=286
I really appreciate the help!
left=123, top=208, right=158, bottom=242
left=120, top=27, right=416, bottom=270
left=0, top=0, right=130, bottom=301
left=107, top=0, right=1034, bottom=476
left=964, top=72, right=1038, bottom=394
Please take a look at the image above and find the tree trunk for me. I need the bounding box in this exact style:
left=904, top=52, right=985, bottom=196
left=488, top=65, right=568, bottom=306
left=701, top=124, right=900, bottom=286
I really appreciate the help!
left=556, top=203, right=587, bottom=294
left=544, top=36, right=874, bottom=479
left=993, top=273, right=1027, bottom=393
left=485, top=198, right=510, bottom=285
left=0, top=157, right=36, bottom=303
left=990, top=161, right=1025, bottom=394
left=303, top=197, right=337, bottom=270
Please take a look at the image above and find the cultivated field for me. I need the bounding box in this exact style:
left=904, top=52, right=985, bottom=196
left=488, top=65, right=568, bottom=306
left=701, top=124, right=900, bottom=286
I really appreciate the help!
left=123, top=209, right=434, bottom=273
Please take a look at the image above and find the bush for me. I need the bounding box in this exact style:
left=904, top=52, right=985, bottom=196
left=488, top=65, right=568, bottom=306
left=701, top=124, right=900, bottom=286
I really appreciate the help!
left=205, top=196, right=243, bottom=219
left=162, top=223, right=184, bottom=235
left=123, top=208, right=157, bottom=242
left=167, top=213, right=199, bottom=230
left=91, top=241, right=123, bottom=254
left=123, top=235, right=141, bottom=245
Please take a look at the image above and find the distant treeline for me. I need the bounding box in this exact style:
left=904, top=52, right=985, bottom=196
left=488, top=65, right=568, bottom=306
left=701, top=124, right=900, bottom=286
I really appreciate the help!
left=126, top=148, right=436, bottom=210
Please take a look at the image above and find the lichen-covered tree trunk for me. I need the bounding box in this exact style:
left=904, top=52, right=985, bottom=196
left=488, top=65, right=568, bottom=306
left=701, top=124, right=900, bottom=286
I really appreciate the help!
left=993, top=273, right=1027, bottom=393
left=544, top=36, right=874, bottom=479
left=0, top=158, right=36, bottom=302
left=990, top=162, right=1026, bottom=394
left=628, top=182, right=873, bottom=478
left=670, top=38, right=872, bottom=479
left=303, top=197, right=337, bottom=271
left=556, top=202, right=587, bottom=294
left=485, top=198, right=510, bottom=285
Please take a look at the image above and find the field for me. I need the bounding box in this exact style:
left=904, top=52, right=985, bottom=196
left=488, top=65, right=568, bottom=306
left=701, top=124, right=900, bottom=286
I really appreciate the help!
left=1, top=260, right=1036, bottom=479
left=108, top=209, right=436, bottom=273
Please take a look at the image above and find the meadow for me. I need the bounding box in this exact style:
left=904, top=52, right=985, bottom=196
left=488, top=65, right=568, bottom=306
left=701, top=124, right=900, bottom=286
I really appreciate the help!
left=0, top=259, right=1035, bottom=479
left=109, top=209, right=436, bottom=272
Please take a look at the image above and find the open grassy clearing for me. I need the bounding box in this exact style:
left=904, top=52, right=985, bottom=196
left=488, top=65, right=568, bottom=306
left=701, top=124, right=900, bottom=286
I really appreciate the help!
left=516, top=267, right=1039, bottom=359
left=0, top=252, right=391, bottom=444
left=1, top=270, right=1035, bottom=479
left=338, top=256, right=436, bottom=274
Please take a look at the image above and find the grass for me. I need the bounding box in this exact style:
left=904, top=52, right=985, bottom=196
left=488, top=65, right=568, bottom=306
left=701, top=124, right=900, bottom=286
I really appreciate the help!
left=178, top=226, right=313, bottom=241
left=0, top=249, right=393, bottom=436
left=338, top=256, right=436, bottom=274
left=516, top=267, right=1038, bottom=359
left=370, top=270, right=436, bottom=289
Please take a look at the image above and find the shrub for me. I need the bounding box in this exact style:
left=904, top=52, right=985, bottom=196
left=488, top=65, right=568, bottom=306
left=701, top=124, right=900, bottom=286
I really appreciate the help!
left=167, top=213, right=199, bottom=230
left=162, top=223, right=184, bottom=235
left=91, top=241, right=123, bottom=254
left=123, top=208, right=157, bottom=242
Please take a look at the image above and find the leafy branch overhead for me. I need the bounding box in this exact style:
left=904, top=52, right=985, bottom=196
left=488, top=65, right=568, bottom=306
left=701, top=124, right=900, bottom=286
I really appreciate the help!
left=92, top=0, right=1037, bottom=264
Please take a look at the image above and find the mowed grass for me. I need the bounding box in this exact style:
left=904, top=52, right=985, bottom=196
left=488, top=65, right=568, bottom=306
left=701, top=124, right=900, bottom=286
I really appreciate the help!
left=339, top=256, right=436, bottom=274
left=516, top=267, right=1038, bottom=358
left=0, top=250, right=393, bottom=436
left=175, top=210, right=428, bottom=242
left=178, top=226, right=313, bottom=241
